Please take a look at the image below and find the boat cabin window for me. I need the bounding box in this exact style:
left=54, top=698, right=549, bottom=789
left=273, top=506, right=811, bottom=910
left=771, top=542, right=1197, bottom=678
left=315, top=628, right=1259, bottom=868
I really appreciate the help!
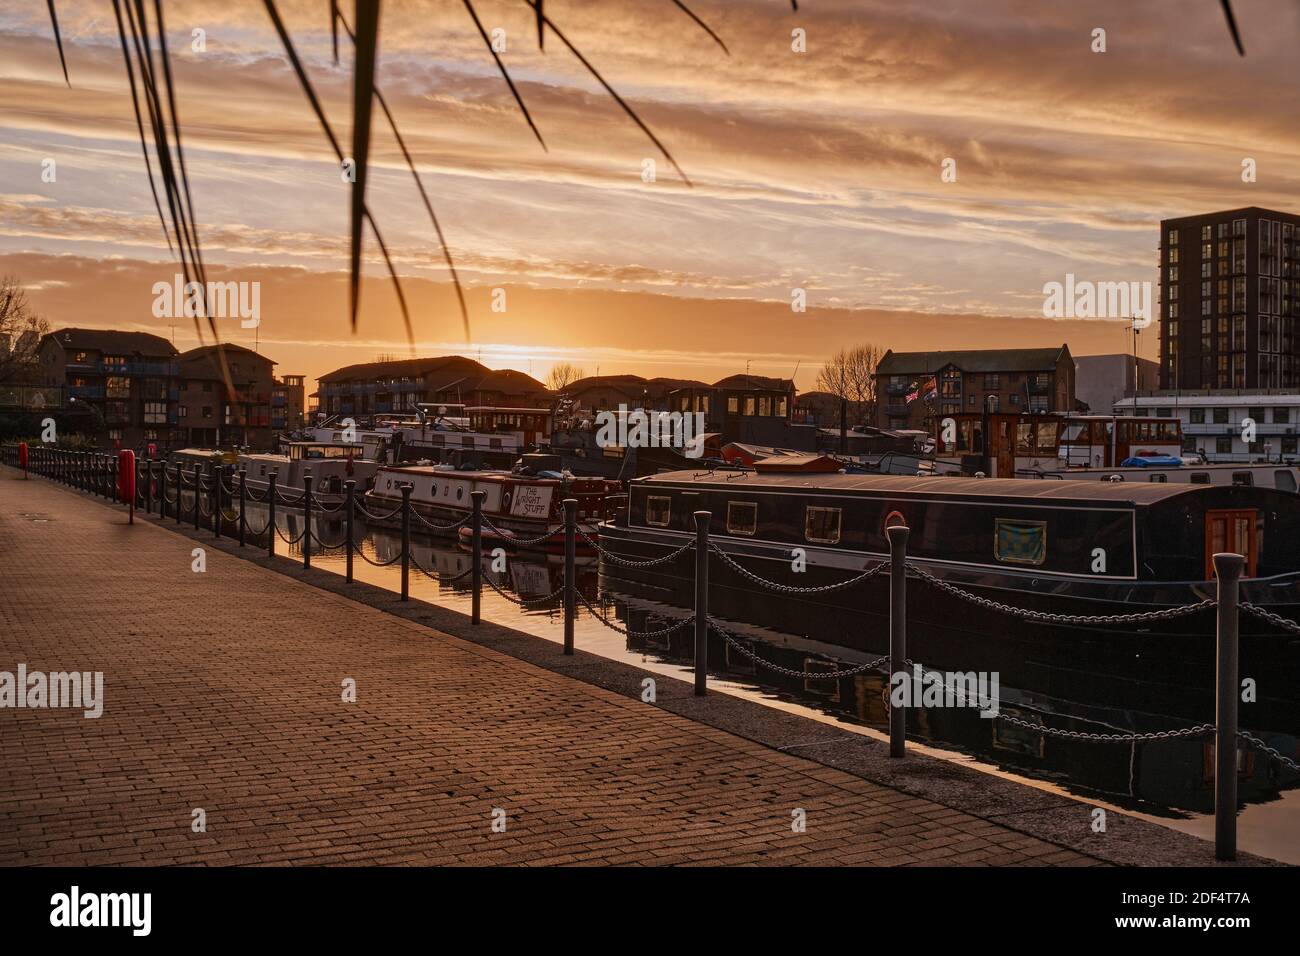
left=645, top=496, right=672, bottom=527
left=1274, top=469, right=1298, bottom=493
left=726, top=501, right=758, bottom=536
left=1148, top=473, right=1167, bottom=482
left=1015, top=421, right=1059, bottom=455
left=804, top=506, right=842, bottom=545
left=994, top=519, right=1046, bottom=566
left=1190, top=472, right=1210, bottom=484
left=1232, top=471, right=1253, bottom=487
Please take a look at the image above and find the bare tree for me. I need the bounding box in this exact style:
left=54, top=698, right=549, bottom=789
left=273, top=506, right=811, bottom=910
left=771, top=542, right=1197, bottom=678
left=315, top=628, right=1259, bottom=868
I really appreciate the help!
left=0, top=275, right=51, bottom=384
left=844, top=343, right=883, bottom=414
left=547, top=362, right=585, bottom=392
left=816, top=343, right=883, bottom=421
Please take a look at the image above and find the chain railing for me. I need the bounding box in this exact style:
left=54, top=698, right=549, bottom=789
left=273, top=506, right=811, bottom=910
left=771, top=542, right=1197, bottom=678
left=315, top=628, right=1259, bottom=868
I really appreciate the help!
left=12, top=446, right=1300, bottom=862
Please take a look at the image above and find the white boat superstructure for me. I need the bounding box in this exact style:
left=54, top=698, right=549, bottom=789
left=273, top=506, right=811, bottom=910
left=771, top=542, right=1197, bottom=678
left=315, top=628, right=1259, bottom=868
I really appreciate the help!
left=238, top=441, right=383, bottom=503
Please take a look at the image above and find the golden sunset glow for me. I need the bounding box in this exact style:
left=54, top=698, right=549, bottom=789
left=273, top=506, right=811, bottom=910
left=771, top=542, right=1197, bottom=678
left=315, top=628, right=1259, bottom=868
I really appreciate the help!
left=3, top=0, right=1297, bottom=388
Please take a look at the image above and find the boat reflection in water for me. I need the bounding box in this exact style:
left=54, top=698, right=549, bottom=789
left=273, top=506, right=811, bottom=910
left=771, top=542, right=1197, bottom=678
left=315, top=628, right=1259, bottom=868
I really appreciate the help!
left=236, top=500, right=599, bottom=608
left=597, top=578, right=1299, bottom=816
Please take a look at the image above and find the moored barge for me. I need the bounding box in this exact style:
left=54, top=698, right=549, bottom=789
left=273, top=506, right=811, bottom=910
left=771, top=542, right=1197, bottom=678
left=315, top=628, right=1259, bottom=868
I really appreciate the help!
left=362, top=464, right=622, bottom=551
left=598, top=471, right=1300, bottom=726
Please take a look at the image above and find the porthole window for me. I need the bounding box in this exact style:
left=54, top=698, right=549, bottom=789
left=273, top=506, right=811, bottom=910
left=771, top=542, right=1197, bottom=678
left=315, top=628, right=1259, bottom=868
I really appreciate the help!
left=994, top=519, right=1046, bottom=566
left=804, top=506, right=841, bottom=544
left=457, top=487, right=464, bottom=500
left=726, top=501, right=757, bottom=536
left=646, top=495, right=672, bottom=527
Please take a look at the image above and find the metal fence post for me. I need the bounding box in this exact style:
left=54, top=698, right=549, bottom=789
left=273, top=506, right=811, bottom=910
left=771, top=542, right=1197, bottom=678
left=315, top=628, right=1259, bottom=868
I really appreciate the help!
left=193, top=464, right=202, bottom=530
left=400, top=482, right=412, bottom=601
left=471, top=490, right=484, bottom=624
left=694, top=510, right=710, bottom=696
left=563, top=498, right=577, bottom=655
left=144, top=459, right=153, bottom=514
left=303, top=469, right=314, bottom=569
left=237, top=468, right=247, bottom=547
left=175, top=464, right=183, bottom=525
left=887, top=524, right=910, bottom=758
left=211, top=464, right=222, bottom=538
left=1214, top=552, right=1243, bottom=862
left=267, top=470, right=278, bottom=558
left=159, top=460, right=168, bottom=519
left=344, top=479, right=355, bottom=583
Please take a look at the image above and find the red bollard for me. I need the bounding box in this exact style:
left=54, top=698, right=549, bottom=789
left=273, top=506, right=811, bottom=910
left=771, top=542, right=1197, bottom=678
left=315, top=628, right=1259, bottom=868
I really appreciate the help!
left=118, top=449, right=136, bottom=524
left=18, top=441, right=28, bottom=479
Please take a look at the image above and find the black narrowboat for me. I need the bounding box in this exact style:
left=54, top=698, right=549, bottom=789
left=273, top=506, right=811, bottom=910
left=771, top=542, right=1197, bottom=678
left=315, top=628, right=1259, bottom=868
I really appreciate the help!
left=598, top=472, right=1300, bottom=728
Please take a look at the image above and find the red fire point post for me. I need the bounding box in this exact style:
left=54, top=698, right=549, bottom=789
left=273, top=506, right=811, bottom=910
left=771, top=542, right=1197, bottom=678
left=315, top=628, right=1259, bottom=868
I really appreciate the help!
left=118, top=449, right=136, bottom=524
left=17, top=441, right=28, bottom=479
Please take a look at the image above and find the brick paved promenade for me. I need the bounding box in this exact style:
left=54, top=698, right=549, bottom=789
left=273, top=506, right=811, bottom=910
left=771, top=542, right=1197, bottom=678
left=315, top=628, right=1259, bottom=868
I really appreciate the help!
left=1, top=467, right=1110, bottom=865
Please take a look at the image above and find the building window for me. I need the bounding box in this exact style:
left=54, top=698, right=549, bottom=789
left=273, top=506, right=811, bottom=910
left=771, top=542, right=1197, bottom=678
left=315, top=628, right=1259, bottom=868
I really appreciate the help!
left=994, top=519, right=1046, bottom=566
left=1213, top=408, right=1229, bottom=425
left=106, top=376, right=130, bottom=399
left=1216, top=437, right=1233, bottom=454
left=804, top=506, right=842, bottom=545
left=1275, top=408, right=1290, bottom=424
left=983, top=374, right=1000, bottom=390
left=727, top=396, right=739, bottom=414
left=202, top=406, right=213, bottom=419
left=726, top=501, right=757, bottom=537
left=743, top=397, right=755, bottom=416
left=143, top=401, right=167, bottom=424
left=179, top=406, right=187, bottom=418
left=1190, top=408, right=1205, bottom=424
left=645, top=496, right=671, bottom=527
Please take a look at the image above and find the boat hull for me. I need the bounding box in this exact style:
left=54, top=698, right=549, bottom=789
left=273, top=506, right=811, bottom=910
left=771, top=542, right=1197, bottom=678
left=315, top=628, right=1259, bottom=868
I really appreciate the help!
left=596, top=522, right=1300, bottom=731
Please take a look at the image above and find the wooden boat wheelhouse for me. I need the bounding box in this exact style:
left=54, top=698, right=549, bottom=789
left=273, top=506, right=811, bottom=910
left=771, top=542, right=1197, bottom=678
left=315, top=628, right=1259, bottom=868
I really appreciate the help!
left=933, top=412, right=1300, bottom=490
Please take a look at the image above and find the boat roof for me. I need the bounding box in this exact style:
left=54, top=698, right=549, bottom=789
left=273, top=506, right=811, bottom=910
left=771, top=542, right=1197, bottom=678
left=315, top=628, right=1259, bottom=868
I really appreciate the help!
left=638, top=469, right=1223, bottom=504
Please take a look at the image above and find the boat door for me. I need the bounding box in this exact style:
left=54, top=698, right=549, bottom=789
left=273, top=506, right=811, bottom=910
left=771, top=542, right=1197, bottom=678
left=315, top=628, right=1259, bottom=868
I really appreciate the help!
left=1205, top=509, right=1258, bottom=579
left=989, top=414, right=1016, bottom=477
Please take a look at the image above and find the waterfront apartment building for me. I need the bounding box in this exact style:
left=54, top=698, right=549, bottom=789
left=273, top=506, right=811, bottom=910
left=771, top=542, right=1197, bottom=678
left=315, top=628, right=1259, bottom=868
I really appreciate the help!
left=317, top=356, right=549, bottom=419
left=1114, top=391, right=1300, bottom=462
left=666, top=374, right=800, bottom=446
left=563, top=374, right=708, bottom=412
left=177, top=344, right=276, bottom=449
left=37, top=327, right=180, bottom=449
left=874, top=346, right=1075, bottom=431
left=272, top=374, right=306, bottom=431
left=1159, top=206, right=1300, bottom=391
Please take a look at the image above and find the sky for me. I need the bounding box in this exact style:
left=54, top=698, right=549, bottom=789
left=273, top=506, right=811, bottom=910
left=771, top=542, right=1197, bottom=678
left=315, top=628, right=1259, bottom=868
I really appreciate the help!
left=2, top=0, right=1299, bottom=392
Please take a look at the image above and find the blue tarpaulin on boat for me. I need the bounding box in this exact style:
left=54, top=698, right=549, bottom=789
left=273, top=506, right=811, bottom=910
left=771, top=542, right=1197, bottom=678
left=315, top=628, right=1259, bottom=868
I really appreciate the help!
left=1120, top=455, right=1183, bottom=467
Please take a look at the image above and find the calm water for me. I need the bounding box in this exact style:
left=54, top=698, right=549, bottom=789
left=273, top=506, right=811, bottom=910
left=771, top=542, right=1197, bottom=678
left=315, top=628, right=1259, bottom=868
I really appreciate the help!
left=242, top=501, right=1300, bottom=864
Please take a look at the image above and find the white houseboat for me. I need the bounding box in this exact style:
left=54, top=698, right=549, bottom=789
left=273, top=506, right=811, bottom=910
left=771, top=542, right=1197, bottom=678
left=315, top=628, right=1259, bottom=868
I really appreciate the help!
left=239, top=441, right=383, bottom=504
left=362, top=463, right=622, bottom=551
